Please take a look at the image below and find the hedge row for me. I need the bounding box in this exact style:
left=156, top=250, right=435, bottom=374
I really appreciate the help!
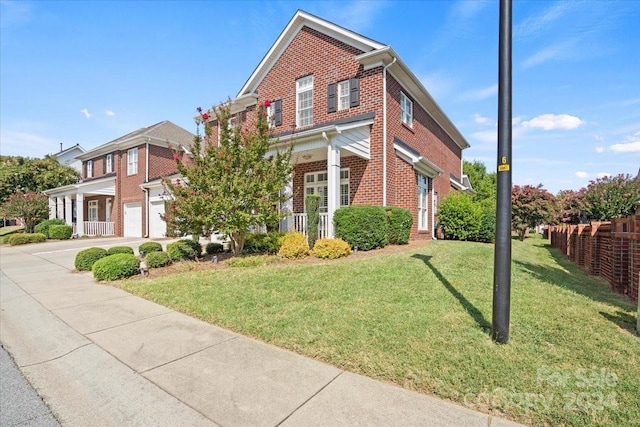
left=5, top=233, right=47, bottom=246
left=334, top=205, right=413, bottom=251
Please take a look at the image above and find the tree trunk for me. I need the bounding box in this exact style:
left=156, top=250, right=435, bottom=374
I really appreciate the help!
left=518, top=229, right=526, bottom=241
left=230, top=232, right=246, bottom=256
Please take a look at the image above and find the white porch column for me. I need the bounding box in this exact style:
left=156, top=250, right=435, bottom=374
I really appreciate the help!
left=76, top=193, right=84, bottom=236
left=64, top=195, right=73, bottom=226
left=280, top=177, right=294, bottom=232
left=56, top=197, right=64, bottom=220
left=326, top=141, right=341, bottom=238
left=48, top=197, right=56, bottom=219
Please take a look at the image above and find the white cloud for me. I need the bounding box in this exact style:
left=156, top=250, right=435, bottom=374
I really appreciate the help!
left=595, top=146, right=605, bottom=153
left=575, top=171, right=588, bottom=179
left=472, top=113, right=491, bottom=125
left=521, top=114, right=584, bottom=131
left=461, top=84, right=498, bottom=101
left=522, top=39, right=577, bottom=68
left=515, top=2, right=573, bottom=39
left=609, top=141, right=640, bottom=153
left=105, top=110, right=115, bottom=117
left=0, top=130, right=58, bottom=158
left=597, top=172, right=611, bottom=179
left=80, top=108, right=92, bottom=119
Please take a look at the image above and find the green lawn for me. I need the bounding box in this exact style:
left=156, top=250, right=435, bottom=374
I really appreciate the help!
left=121, top=236, right=639, bottom=426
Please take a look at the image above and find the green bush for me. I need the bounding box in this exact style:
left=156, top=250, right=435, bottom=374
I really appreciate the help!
left=180, top=239, right=202, bottom=257
left=75, top=247, right=108, bottom=271
left=107, top=246, right=134, bottom=256
left=243, top=232, right=285, bottom=254
left=48, top=224, right=73, bottom=240
left=334, top=206, right=389, bottom=251
left=92, top=254, right=140, bottom=281
left=34, top=219, right=66, bottom=238
left=385, top=206, right=413, bottom=244
left=6, top=233, right=47, bottom=246
left=438, top=192, right=482, bottom=241
left=306, top=194, right=321, bottom=249
left=475, top=206, right=496, bottom=243
left=227, top=255, right=280, bottom=268
left=144, top=251, right=171, bottom=268
left=139, top=241, right=163, bottom=257
left=206, top=242, right=224, bottom=254
left=312, top=238, right=352, bottom=259
left=167, top=240, right=199, bottom=261
left=277, top=233, right=310, bottom=259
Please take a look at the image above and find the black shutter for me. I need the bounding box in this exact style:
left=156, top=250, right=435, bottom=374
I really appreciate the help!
left=274, top=99, right=282, bottom=126
left=327, top=83, right=337, bottom=113
left=103, top=156, right=107, bottom=174
left=83, top=162, right=87, bottom=179
left=349, top=77, right=360, bottom=107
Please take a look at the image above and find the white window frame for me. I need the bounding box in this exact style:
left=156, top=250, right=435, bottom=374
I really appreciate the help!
left=106, top=153, right=113, bottom=173
left=127, top=148, right=138, bottom=175
left=400, top=92, right=413, bottom=127
left=304, top=168, right=350, bottom=213
left=266, top=103, right=275, bottom=128
left=338, top=80, right=350, bottom=111
left=88, top=200, right=99, bottom=222
left=418, top=174, right=429, bottom=230
left=296, top=75, right=314, bottom=127
left=86, top=160, right=93, bottom=178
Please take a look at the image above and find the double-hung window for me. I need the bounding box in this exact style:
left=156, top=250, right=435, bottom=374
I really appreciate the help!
left=400, top=92, right=413, bottom=127
left=296, top=75, right=313, bottom=127
left=338, top=80, right=350, bottom=111
left=105, top=153, right=113, bottom=173
left=127, top=148, right=138, bottom=175
left=417, top=174, right=429, bottom=230
left=88, top=200, right=99, bottom=222
left=304, top=169, right=350, bottom=213
left=86, top=160, right=93, bottom=178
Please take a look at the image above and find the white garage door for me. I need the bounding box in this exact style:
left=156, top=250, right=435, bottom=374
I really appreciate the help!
left=149, top=200, right=166, bottom=238
left=123, top=202, right=142, bottom=237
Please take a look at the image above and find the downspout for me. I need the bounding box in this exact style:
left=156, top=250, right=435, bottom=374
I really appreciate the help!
left=145, top=138, right=150, bottom=238
left=382, top=56, right=397, bottom=206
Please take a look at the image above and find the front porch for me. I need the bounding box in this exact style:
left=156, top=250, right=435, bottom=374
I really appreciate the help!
left=72, top=221, right=115, bottom=237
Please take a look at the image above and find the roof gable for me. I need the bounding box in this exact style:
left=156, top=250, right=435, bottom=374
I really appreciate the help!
left=237, top=10, right=385, bottom=97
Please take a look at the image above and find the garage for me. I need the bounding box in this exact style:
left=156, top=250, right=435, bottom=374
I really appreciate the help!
left=123, top=202, right=142, bottom=237
left=148, top=200, right=166, bottom=239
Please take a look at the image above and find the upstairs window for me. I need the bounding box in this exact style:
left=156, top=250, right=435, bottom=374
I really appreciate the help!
left=127, top=148, right=138, bottom=175
left=296, top=75, right=313, bottom=127
left=86, top=160, right=93, bottom=178
left=400, top=92, right=413, bottom=127
left=327, top=77, right=359, bottom=113
left=338, top=80, right=350, bottom=111
left=105, top=153, right=113, bottom=173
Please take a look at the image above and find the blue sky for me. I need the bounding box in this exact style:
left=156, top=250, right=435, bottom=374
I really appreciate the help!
left=1, top=0, right=638, bottom=194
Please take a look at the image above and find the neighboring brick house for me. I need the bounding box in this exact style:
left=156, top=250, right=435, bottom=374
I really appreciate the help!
left=44, top=121, right=194, bottom=238
left=203, top=10, right=471, bottom=239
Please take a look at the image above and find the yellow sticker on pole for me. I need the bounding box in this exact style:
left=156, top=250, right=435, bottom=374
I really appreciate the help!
left=498, top=164, right=510, bottom=172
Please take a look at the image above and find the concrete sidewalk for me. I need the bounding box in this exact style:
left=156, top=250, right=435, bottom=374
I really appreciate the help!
left=0, top=241, right=525, bottom=426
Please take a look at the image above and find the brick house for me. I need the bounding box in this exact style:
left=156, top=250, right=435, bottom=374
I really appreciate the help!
left=203, top=10, right=471, bottom=239
left=44, top=121, right=193, bottom=238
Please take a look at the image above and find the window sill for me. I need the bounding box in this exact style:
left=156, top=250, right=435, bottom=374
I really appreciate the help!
left=401, top=122, right=415, bottom=133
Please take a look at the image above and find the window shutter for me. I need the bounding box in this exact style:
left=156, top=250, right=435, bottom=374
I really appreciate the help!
left=274, top=99, right=282, bottom=126
left=83, top=162, right=87, bottom=179
left=327, top=83, right=336, bottom=113
left=349, top=77, right=360, bottom=107
left=103, top=156, right=107, bottom=174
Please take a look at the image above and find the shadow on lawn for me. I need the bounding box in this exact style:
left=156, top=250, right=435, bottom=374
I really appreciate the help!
left=411, top=254, right=491, bottom=334
left=600, top=311, right=639, bottom=336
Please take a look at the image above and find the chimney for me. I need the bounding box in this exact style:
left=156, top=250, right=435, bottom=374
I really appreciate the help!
left=60, top=142, right=63, bottom=153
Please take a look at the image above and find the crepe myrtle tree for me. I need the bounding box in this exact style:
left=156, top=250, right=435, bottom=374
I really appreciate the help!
left=1, top=191, right=49, bottom=233
left=511, top=184, right=556, bottom=241
left=162, top=101, right=293, bottom=256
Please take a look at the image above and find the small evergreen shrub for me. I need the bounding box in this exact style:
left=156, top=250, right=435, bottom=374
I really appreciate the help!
left=107, top=246, right=134, bottom=256
left=277, top=233, right=310, bottom=259
left=334, top=206, right=389, bottom=251
left=144, top=251, right=171, bottom=268
left=475, top=206, right=496, bottom=243
left=167, top=240, right=199, bottom=261
left=180, top=239, right=202, bottom=257
left=6, top=233, right=47, bottom=245
left=306, top=194, right=320, bottom=249
left=206, top=242, right=224, bottom=254
left=92, top=253, right=140, bottom=281
left=75, top=247, right=108, bottom=271
left=34, top=219, right=66, bottom=238
left=385, top=207, right=413, bottom=244
left=312, top=238, right=352, bottom=259
left=438, top=192, right=482, bottom=241
left=243, top=232, right=285, bottom=254
left=48, top=224, right=73, bottom=240
left=227, top=255, right=280, bottom=268
left=139, top=241, right=163, bottom=257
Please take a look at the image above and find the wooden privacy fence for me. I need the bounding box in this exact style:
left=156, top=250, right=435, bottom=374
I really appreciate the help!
left=548, top=215, right=640, bottom=303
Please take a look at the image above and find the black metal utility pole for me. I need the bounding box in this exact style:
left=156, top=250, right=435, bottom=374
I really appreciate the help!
left=492, top=0, right=512, bottom=344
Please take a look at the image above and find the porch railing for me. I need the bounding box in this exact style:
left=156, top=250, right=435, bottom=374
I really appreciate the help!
left=74, top=221, right=115, bottom=236
left=292, top=213, right=329, bottom=239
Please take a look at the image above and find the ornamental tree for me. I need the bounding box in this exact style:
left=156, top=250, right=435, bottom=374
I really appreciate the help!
left=163, top=102, right=293, bottom=256
left=555, top=189, right=583, bottom=224
left=0, top=191, right=49, bottom=232
left=511, top=184, right=556, bottom=241
left=580, top=174, right=640, bottom=221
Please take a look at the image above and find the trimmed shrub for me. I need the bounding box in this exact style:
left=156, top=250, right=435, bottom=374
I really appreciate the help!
left=34, top=219, right=66, bottom=238
left=48, top=224, right=73, bottom=240
left=206, top=242, right=224, bottom=254
left=227, top=255, right=280, bottom=268
left=277, top=233, right=310, bottom=259
left=437, top=192, right=482, bottom=241
left=385, top=207, right=413, bottom=244
left=92, top=253, right=140, bottom=281
left=180, top=239, right=202, bottom=257
left=475, top=206, right=496, bottom=243
left=107, top=246, right=134, bottom=256
left=145, top=251, right=171, bottom=268
left=6, top=233, right=47, bottom=246
left=312, top=238, right=352, bottom=259
left=306, top=194, right=320, bottom=249
left=167, top=240, right=199, bottom=261
left=139, top=241, right=163, bottom=257
left=243, top=232, right=285, bottom=254
left=75, top=247, right=108, bottom=271
left=334, top=206, right=389, bottom=251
